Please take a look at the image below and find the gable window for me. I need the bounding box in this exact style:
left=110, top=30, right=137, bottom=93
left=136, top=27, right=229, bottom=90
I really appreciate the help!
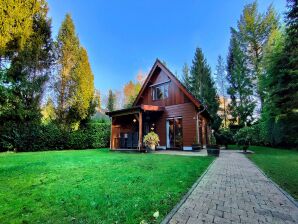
left=152, top=83, right=169, bottom=100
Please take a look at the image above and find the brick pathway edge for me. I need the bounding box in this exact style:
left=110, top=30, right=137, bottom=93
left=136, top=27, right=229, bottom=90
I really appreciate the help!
left=161, top=158, right=217, bottom=224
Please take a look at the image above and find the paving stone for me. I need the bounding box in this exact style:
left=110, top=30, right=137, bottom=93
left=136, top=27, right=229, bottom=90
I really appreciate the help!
left=213, top=216, right=232, bottom=224
left=208, top=208, right=223, bottom=218
left=166, top=151, right=298, bottom=224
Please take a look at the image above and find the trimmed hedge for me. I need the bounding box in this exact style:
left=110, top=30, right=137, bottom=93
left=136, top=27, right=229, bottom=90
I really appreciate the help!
left=0, top=121, right=110, bottom=152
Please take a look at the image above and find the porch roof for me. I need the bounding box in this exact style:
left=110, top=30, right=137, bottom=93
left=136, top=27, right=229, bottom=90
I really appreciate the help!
left=106, top=104, right=164, bottom=117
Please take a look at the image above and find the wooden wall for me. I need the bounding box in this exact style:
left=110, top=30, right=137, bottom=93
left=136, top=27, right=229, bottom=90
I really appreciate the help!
left=136, top=69, right=190, bottom=107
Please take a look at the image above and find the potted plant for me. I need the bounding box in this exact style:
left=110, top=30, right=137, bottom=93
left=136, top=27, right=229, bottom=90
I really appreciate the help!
left=143, top=131, right=160, bottom=151
left=191, top=136, right=201, bottom=151
left=207, top=133, right=220, bottom=156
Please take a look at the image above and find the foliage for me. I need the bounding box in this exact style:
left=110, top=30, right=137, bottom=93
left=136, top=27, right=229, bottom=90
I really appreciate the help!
left=234, top=125, right=261, bottom=151
left=69, top=47, right=95, bottom=124
left=0, top=120, right=110, bottom=152
left=189, top=48, right=220, bottom=127
left=55, top=13, right=79, bottom=126
left=0, top=0, right=47, bottom=54
left=107, top=89, right=116, bottom=112
left=214, top=128, right=234, bottom=147
left=143, top=132, right=160, bottom=147
left=260, top=0, right=298, bottom=147
left=236, top=1, right=279, bottom=108
left=227, top=31, right=256, bottom=126
left=123, top=80, right=141, bottom=108
left=41, top=98, right=56, bottom=124
left=0, top=4, right=54, bottom=152
left=214, top=55, right=229, bottom=128
left=0, top=149, right=214, bottom=223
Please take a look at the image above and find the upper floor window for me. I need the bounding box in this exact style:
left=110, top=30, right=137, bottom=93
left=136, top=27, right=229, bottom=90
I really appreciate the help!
left=152, top=83, right=169, bottom=100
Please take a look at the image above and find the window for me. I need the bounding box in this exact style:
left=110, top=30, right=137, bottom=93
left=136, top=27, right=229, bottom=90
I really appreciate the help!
left=152, top=83, right=169, bottom=100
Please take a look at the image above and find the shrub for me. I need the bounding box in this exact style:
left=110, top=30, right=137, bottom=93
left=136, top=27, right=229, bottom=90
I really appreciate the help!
left=0, top=120, right=111, bottom=152
left=214, top=128, right=234, bottom=148
left=234, top=125, right=261, bottom=152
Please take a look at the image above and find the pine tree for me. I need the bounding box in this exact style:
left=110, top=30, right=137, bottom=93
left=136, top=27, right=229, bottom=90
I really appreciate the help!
left=236, top=1, right=279, bottom=109
left=55, top=14, right=80, bottom=128
left=214, top=55, right=229, bottom=127
left=189, top=48, right=220, bottom=129
left=227, top=30, right=256, bottom=126
left=182, top=63, right=191, bottom=90
left=107, top=90, right=115, bottom=112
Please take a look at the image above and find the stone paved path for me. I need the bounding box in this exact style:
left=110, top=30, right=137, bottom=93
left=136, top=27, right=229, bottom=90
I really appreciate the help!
left=166, top=151, right=298, bottom=224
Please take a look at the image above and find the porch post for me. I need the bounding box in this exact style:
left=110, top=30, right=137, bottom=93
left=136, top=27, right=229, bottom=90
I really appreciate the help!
left=138, top=111, right=143, bottom=151
left=110, top=117, right=113, bottom=149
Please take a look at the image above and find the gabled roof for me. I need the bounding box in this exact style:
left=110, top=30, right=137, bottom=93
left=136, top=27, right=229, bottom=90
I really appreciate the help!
left=133, top=59, right=203, bottom=109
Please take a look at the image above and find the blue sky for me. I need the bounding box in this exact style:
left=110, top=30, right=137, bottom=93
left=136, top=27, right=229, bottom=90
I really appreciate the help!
left=47, top=0, right=286, bottom=96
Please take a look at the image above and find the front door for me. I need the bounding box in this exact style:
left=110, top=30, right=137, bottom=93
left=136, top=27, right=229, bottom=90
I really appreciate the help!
left=166, top=117, right=183, bottom=149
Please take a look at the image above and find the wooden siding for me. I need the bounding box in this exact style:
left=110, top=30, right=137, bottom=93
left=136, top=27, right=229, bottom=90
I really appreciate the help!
left=136, top=69, right=189, bottom=107
left=154, top=102, right=197, bottom=147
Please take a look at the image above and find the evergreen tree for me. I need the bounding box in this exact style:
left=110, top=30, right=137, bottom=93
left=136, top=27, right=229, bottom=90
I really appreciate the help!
left=182, top=63, right=191, bottom=90
left=261, top=0, right=298, bottom=147
left=55, top=14, right=80, bottom=128
left=227, top=30, right=256, bottom=126
left=68, top=47, right=95, bottom=126
left=0, top=0, right=47, bottom=55
left=236, top=1, right=279, bottom=109
left=189, top=48, right=220, bottom=129
left=0, top=3, right=53, bottom=150
left=107, top=90, right=115, bottom=112
left=214, top=55, right=229, bottom=127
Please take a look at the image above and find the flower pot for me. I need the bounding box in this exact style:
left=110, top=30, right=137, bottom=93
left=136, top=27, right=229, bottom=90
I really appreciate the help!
left=149, top=144, right=156, bottom=151
left=207, top=145, right=220, bottom=157
left=191, top=144, right=201, bottom=151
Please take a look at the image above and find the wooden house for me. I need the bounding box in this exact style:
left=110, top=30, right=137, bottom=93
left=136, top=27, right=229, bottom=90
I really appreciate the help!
left=106, top=59, right=212, bottom=150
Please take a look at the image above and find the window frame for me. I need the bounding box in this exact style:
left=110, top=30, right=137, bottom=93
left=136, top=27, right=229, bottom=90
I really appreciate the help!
left=151, top=82, right=170, bottom=101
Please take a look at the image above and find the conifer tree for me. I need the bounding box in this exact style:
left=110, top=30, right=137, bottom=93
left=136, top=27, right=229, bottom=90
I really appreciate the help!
left=107, top=90, right=115, bottom=112
left=68, top=47, right=95, bottom=125
left=189, top=48, right=220, bottom=128
left=0, top=0, right=47, bottom=55
left=261, top=0, right=298, bottom=146
left=55, top=14, right=80, bottom=127
left=227, top=31, right=256, bottom=126
left=0, top=3, right=53, bottom=150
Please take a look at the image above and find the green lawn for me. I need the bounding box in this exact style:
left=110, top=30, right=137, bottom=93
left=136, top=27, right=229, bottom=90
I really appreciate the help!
left=229, top=145, right=298, bottom=200
left=0, top=149, right=214, bottom=224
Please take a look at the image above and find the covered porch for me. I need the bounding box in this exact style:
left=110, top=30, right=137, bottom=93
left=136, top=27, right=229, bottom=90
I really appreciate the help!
left=106, top=104, right=164, bottom=150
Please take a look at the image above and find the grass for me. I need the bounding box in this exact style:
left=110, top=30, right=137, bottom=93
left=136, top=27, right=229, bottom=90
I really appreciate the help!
left=0, top=149, right=214, bottom=224
left=229, top=145, right=298, bottom=200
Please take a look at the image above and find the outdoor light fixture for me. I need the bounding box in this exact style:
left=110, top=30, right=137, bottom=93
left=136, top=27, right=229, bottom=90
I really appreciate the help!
left=133, top=118, right=137, bottom=123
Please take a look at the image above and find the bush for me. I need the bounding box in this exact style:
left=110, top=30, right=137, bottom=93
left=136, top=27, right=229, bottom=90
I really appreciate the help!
left=234, top=125, right=261, bottom=151
left=0, top=120, right=111, bottom=152
left=214, top=128, right=234, bottom=148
